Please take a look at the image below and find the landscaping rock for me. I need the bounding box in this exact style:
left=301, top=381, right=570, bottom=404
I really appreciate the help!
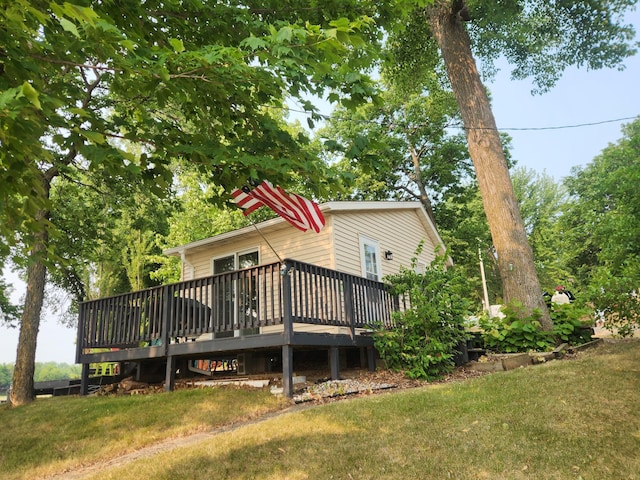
left=501, top=353, right=532, bottom=370
left=467, top=360, right=504, bottom=372
left=530, top=352, right=555, bottom=364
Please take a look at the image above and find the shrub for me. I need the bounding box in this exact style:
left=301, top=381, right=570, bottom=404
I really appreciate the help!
left=479, top=302, right=553, bottom=353
left=550, top=303, right=594, bottom=345
left=588, top=266, right=640, bottom=338
left=479, top=301, right=594, bottom=353
left=374, top=248, right=472, bottom=380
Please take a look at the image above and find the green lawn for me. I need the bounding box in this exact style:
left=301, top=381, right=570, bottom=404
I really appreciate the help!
left=2, top=340, right=639, bottom=480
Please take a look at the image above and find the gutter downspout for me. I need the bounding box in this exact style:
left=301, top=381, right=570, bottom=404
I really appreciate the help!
left=180, top=250, right=195, bottom=280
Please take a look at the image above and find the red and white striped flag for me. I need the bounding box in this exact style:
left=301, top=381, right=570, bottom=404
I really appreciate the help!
left=231, top=181, right=325, bottom=233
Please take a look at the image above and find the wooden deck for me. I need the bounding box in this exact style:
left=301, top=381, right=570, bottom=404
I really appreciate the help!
left=76, top=259, right=398, bottom=397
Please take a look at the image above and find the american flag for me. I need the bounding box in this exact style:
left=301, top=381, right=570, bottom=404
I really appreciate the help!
left=231, top=180, right=325, bottom=233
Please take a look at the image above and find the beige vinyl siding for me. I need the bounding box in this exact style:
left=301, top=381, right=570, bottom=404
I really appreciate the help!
left=184, top=220, right=334, bottom=280
left=172, top=203, right=444, bottom=281
left=332, top=209, right=437, bottom=278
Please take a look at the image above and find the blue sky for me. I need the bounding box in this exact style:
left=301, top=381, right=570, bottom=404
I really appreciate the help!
left=2, top=10, right=639, bottom=364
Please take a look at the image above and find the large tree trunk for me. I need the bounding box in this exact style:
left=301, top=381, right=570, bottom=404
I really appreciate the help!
left=10, top=175, right=51, bottom=406
left=426, top=2, right=552, bottom=329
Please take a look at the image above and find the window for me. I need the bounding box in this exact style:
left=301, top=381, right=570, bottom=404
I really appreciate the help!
left=359, top=236, right=381, bottom=281
left=414, top=260, right=427, bottom=274
left=211, top=250, right=259, bottom=337
left=212, top=250, right=259, bottom=275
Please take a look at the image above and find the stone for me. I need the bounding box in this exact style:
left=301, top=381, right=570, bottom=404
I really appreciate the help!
left=467, top=360, right=504, bottom=372
left=501, top=353, right=532, bottom=370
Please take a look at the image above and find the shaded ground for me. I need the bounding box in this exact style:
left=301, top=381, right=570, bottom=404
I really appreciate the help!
left=47, top=365, right=487, bottom=479
left=47, top=338, right=626, bottom=479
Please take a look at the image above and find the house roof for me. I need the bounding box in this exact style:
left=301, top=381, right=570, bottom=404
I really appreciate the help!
left=163, top=201, right=448, bottom=260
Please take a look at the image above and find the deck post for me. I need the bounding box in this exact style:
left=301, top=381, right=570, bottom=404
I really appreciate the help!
left=165, top=356, right=176, bottom=392
left=75, top=302, right=85, bottom=365
left=282, top=345, right=293, bottom=397
left=80, top=363, right=91, bottom=396
left=329, top=346, right=340, bottom=380
left=161, top=284, right=171, bottom=356
left=367, top=346, right=376, bottom=372
left=343, top=276, right=355, bottom=338
left=281, top=260, right=294, bottom=398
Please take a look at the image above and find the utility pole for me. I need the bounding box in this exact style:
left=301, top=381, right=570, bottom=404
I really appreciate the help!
left=479, top=246, right=491, bottom=314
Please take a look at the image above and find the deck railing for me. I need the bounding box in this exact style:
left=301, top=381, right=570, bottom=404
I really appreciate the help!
left=76, top=259, right=397, bottom=357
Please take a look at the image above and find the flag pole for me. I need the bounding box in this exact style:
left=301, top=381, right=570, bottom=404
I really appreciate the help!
left=250, top=219, right=283, bottom=263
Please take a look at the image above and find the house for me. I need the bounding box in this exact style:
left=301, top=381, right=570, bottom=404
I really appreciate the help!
left=164, top=201, right=450, bottom=283
left=75, top=201, right=449, bottom=397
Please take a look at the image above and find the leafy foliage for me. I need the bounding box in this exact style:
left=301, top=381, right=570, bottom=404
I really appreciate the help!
left=1, top=0, right=389, bottom=405
left=480, top=301, right=594, bottom=353
left=0, top=362, right=81, bottom=393
left=319, top=80, right=472, bottom=222
left=588, top=267, right=640, bottom=338
left=374, top=246, right=472, bottom=380
left=1, top=1, right=382, bottom=258
left=561, top=118, right=640, bottom=337
left=381, top=0, right=637, bottom=327
left=467, top=0, right=638, bottom=93
left=0, top=277, right=21, bottom=327
left=479, top=303, right=553, bottom=353
left=511, top=167, right=569, bottom=288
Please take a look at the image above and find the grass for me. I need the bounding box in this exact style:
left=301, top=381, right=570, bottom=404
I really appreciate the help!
left=0, top=386, right=288, bottom=480
left=2, top=340, right=639, bottom=479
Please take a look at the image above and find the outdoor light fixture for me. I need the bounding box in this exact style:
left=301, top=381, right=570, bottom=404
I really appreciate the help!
left=384, top=250, right=393, bottom=261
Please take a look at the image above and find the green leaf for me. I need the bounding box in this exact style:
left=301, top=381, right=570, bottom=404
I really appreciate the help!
left=169, top=38, right=185, bottom=53
left=21, top=82, right=41, bottom=109
left=81, top=130, right=105, bottom=144
left=275, top=26, right=293, bottom=43
left=0, top=86, right=22, bottom=109
left=159, top=68, right=170, bottom=82
left=68, top=107, right=89, bottom=118
left=241, top=36, right=267, bottom=51
left=126, top=163, right=142, bottom=175
left=329, top=18, right=351, bottom=29
left=120, top=39, right=137, bottom=51
left=59, top=17, right=80, bottom=38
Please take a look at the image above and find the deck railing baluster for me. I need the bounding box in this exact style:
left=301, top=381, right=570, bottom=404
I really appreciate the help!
left=78, top=260, right=398, bottom=352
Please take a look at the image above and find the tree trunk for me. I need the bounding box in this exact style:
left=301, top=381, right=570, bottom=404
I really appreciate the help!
left=9, top=176, right=51, bottom=406
left=426, top=2, right=552, bottom=329
left=408, top=145, right=437, bottom=225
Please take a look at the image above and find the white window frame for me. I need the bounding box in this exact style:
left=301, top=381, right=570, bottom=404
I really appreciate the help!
left=414, top=260, right=428, bottom=275
left=210, top=248, right=260, bottom=337
left=211, top=247, right=260, bottom=274
left=359, top=235, right=382, bottom=281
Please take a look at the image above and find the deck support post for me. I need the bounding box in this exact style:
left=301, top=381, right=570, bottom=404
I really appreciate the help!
left=329, top=347, right=340, bottom=380
left=281, top=260, right=294, bottom=398
left=80, top=363, right=91, bottom=396
left=367, top=346, right=376, bottom=372
left=165, top=356, right=176, bottom=392
left=282, top=345, right=293, bottom=398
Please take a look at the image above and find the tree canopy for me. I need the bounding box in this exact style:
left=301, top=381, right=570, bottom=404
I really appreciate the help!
left=319, top=80, right=471, bottom=222
left=382, top=0, right=638, bottom=328
left=1, top=0, right=385, bottom=405
left=560, top=118, right=640, bottom=335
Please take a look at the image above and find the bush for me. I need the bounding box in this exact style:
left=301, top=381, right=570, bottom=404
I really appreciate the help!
left=588, top=266, right=639, bottom=338
left=374, top=249, right=472, bottom=380
left=479, top=301, right=594, bottom=353
left=550, top=303, right=594, bottom=345
left=479, top=302, right=553, bottom=353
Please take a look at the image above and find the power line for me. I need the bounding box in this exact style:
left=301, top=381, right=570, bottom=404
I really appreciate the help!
left=281, top=105, right=637, bottom=133
left=481, top=116, right=638, bottom=132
